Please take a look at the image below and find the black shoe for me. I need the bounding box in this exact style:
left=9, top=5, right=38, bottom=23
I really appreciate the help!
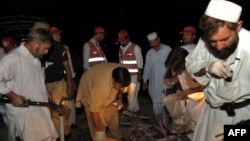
left=65, top=132, right=72, bottom=139
left=134, top=109, right=140, bottom=114
left=70, top=124, right=79, bottom=129
left=56, top=132, right=72, bottom=141
left=76, top=107, right=83, bottom=115
left=16, top=137, right=22, bottom=141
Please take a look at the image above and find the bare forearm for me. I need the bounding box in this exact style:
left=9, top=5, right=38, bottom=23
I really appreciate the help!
left=193, top=68, right=206, bottom=77
left=187, top=86, right=204, bottom=94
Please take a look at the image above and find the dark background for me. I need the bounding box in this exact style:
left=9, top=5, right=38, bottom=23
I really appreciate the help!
left=0, top=0, right=249, bottom=63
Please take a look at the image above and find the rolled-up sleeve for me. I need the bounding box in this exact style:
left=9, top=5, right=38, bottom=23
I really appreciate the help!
left=185, top=38, right=212, bottom=86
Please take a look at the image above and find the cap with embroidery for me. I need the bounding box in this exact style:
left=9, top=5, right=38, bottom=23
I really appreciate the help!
left=117, top=30, right=129, bottom=42
left=205, top=0, right=242, bottom=23
left=147, top=32, right=158, bottom=41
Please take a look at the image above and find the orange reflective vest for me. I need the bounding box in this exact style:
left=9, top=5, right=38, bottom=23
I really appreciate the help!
left=119, top=43, right=138, bottom=75
left=88, top=41, right=106, bottom=68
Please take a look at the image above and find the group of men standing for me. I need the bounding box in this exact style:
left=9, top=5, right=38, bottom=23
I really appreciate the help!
left=77, top=25, right=179, bottom=140
left=1, top=0, right=250, bottom=141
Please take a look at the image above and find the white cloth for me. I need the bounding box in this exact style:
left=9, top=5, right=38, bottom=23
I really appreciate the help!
left=185, top=28, right=250, bottom=141
left=206, top=60, right=233, bottom=78
left=143, top=44, right=172, bottom=116
left=0, top=44, right=58, bottom=141
left=0, top=104, right=7, bottom=125
left=180, top=43, right=196, bottom=54
left=0, top=48, right=7, bottom=126
left=205, top=0, right=242, bottom=23
left=177, top=71, right=205, bottom=140
left=0, top=47, right=4, bottom=58
left=66, top=49, right=76, bottom=78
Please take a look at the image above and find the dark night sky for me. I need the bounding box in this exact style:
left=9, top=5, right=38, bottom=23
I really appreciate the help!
left=1, top=0, right=250, bottom=62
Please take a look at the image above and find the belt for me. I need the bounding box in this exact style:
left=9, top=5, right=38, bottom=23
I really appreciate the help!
left=220, top=99, right=250, bottom=117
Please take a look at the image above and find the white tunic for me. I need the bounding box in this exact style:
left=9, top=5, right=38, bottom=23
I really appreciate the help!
left=0, top=44, right=58, bottom=141
left=185, top=28, right=250, bottom=141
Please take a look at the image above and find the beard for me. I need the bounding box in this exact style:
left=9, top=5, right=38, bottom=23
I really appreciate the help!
left=32, top=47, right=43, bottom=59
left=208, top=36, right=239, bottom=59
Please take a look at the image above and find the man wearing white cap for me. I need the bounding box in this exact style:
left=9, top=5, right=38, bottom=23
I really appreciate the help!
left=185, top=0, right=250, bottom=140
left=142, top=32, right=172, bottom=116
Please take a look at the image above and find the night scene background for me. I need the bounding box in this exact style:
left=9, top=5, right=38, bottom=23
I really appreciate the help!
left=0, top=0, right=249, bottom=67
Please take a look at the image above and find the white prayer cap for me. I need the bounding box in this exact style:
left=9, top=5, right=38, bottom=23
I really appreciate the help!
left=205, top=0, right=242, bottom=23
left=147, top=32, right=158, bottom=41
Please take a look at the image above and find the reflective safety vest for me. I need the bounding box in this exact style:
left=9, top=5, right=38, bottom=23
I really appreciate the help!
left=88, top=41, right=106, bottom=68
left=119, top=43, right=138, bottom=75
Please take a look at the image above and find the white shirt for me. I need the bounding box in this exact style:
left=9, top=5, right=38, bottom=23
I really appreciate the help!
left=180, top=43, right=196, bottom=54
left=0, top=43, right=58, bottom=140
left=185, top=28, right=250, bottom=141
left=0, top=47, right=4, bottom=58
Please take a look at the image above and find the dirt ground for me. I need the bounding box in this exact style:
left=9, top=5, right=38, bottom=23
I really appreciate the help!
left=0, top=91, right=190, bottom=141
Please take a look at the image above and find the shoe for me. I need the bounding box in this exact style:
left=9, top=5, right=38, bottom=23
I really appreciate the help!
left=65, top=132, right=72, bottom=140
left=76, top=107, right=83, bottom=115
left=56, top=132, right=72, bottom=141
left=16, top=137, right=22, bottom=141
left=134, top=109, right=140, bottom=114
left=70, top=124, right=79, bottom=129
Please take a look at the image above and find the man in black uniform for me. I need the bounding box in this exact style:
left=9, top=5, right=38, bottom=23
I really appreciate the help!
left=42, top=26, right=74, bottom=139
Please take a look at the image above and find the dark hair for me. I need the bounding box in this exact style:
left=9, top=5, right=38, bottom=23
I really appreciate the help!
left=112, top=67, right=131, bottom=87
left=165, top=48, right=189, bottom=72
left=26, top=28, right=53, bottom=44
left=199, top=14, right=238, bottom=37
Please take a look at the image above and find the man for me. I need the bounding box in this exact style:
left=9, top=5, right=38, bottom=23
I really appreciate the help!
left=63, top=44, right=78, bottom=129
left=0, top=29, right=58, bottom=141
left=43, top=26, right=74, bottom=138
left=164, top=25, right=197, bottom=92
left=164, top=48, right=205, bottom=140
left=2, top=36, right=16, bottom=54
left=142, top=32, right=172, bottom=116
left=0, top=36, right=16, bottom=127
left=179, top=25, right=197, bottom=53
left=185, top=0, right=250, bottom=140
left=76, top=63, right=131, bottom=141
left=116, top=30, right=143, bottom=113
left=82, top=26, right=108, bottom=72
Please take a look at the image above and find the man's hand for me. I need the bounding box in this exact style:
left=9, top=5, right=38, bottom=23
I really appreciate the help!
left=206, top=60, right=233, bottom=78
left=142, top=82, right=148, bottom=90
left=117, top=99, right=124, bottom=110
left=164, top=76, right=178, bottom=86
left=6, top=92, right=26, bottom=107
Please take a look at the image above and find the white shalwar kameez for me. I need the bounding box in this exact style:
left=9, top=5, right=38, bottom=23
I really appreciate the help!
left=185, top=28, right=250, bottom=141
left=143, top=44, right=172, bottom=116
left=0, top=44, right=58, bottom=141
